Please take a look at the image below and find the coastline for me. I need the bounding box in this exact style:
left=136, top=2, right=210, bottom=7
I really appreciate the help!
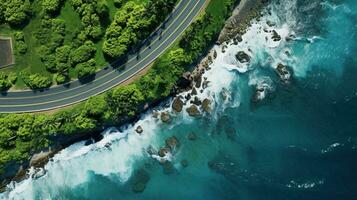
left=0, top=0, right=267, bottom=193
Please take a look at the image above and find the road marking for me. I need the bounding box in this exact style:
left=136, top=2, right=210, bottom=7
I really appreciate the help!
left=0, top=0, right=191, bottom=100
left=0, top=0, right=205, bottom=110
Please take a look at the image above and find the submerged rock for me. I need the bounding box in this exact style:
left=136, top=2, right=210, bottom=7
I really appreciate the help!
left=186, top=105, right=201, bottom=117
left=181, top=160, right=189, bottom=168
left=160, top=112, right=171, bottom=123
left=235, top=51, right=251, bottom=63
left=135, top=126, right=143, bottom=134
left=172, top=97, right=184, bottom=113
left=163, top=161, right=175, bottom=175
left=165, top=136, right=180, bottom=151
left=131, top=169, right=150, bottom=193
left=187, top=132, right=197, bottom=141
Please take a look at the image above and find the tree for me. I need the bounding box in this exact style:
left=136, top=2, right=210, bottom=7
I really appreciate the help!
left=75, top=59, right=97, bottom=78
left=0, top=72, right=16, bottom=91
left=3, top=0, right=31, bottom=25
left=106, top=85, right=144, bottom=119
left=70, top=41, right=96, bottom=65
left=42, top=0, right=63, bottom=14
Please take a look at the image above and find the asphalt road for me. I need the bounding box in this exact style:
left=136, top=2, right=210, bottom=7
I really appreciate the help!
left=0, top=0, right=206, bottom=113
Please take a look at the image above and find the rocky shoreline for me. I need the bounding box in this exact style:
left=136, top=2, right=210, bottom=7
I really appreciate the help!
left=0, top=0, right=267, bottom=193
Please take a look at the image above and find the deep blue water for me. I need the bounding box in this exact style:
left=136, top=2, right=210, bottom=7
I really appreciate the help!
left=2, top=0, right=357, bottom=199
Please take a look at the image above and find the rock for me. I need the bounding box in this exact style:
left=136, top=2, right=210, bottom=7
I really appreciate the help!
left=30, top=150, right=55, bottom=168
left=235, top=51, right=251, bottom=63
left=253, top=86, right=266, bottom=102
left=158, top=147, right=171, bottom=157
left=160, top=112, right=171, bottom=123
left=152, top=111, right=159, bottom=118
left=32, top=168, right=47, bottom=180
left=181, top=160, right=189, bottom=168
left=132, top=169, right=150, bottom=193
left=84, top=139, right=94, bottom=146
left=146, top=145, right=157, bottom=156
left=13, top=165, right=27, bottom=182
left=213, top=50, right=217, bottom=59
left=276, top=63, right=291, bottom=82
left=105, top=142, right=112, bottom=149
left=172, top=98, right=184, bottom=113
left=272, top=30, right=281, bottom=41
left=165, top=136, right=180, bottom=150
left=135, top=126, right=143, bottom=134
left=185, top=93, right=191, bottom=101
left=220, top=88, right=229, bottom=101
left=191, top=87, right=198, bottom=96
left=267, top=20, right=276, bottom=27
left=191, top=96, right=202, bottom=106
left=187, top=132, right=197, bottom=141
left=186, top=105, right=201, bottom=117
left=177, top=72, right=192, bottom=90
left=225, top=127, right=237, bottom=141
left=202, top=99, right=212, bottom=113
left=202, top=80, right=210, bottom=89
left=194, top=74, right=202, bottom=88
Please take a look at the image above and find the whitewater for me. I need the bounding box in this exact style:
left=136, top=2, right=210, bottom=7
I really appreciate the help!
left=2, top=0, right=357, bottom=199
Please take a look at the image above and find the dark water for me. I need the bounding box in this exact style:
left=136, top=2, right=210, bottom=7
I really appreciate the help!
left=2, top=0, right=357, bottom=199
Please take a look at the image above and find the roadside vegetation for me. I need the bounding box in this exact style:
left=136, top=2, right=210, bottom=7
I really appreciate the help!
left=0, top=0, right=236, bottom=177
left=0, top=0, right=176, bottom=90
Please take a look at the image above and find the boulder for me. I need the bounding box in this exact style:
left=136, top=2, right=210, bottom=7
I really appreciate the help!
left=135, top=126, right=143, bottom=134
left=213, top=50, right=217, bottom=59
left=158, top=147, right=171, bottom=157
left=202, top=99, right=212, bottom=113
left=272, top=30, right=281, bottom=41
left=191, top=87, right=198, bottom=96
left=202, top=80, right=210, bottom=89
left=186, top=105, right=201, bottom=117
left=177, top=72, right=192, bottom=90
left=132, top=169, right=150, bottom=193
left=235, top=51, right=251, bottom=63
left=152, top=111, right=159, bottom=119
left=276, top=63, right=291, bottom=82
left=191, top=96, right=202, bottom=106
left=172, top=97, right=184, bottom=113
left=160, top=112, right=171, bottom=123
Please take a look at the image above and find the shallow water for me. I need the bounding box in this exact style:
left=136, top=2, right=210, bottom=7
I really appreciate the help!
left=2, top=0, right=357, bottom=199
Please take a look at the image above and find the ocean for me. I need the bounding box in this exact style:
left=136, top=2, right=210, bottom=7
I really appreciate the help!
left=2, top=0, right=357, bottom=199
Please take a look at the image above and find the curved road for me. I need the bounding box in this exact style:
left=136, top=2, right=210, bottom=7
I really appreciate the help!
left=0, top=0, right=206, bottom=113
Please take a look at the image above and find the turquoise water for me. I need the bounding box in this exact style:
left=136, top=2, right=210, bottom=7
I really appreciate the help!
left=2, top=0, right=357, bottom=199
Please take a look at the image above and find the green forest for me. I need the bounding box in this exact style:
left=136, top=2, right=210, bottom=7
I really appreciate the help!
left=0, top=0, right=176, bottom=90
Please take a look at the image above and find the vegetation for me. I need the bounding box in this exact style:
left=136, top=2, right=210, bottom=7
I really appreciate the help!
left=0, top=72, right=17, bottom=91
left=0, top=0, right=32, bottom=25
left=0, top=0, right=175, bottom=90
left=0, top=0, right=236, bottom=177
left=103, top=0, right=177, bottom=59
